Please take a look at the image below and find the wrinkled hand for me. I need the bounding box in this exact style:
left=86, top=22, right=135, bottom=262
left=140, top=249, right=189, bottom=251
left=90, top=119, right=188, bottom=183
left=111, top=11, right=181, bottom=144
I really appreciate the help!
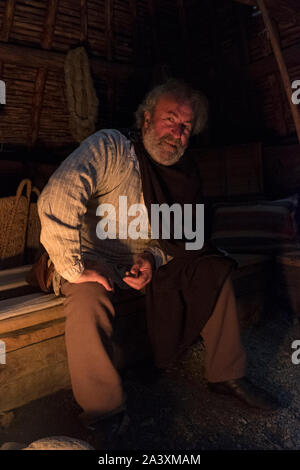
left=72, top=262, right=114, bottom=292
left=123, top=253, right=155, bottom=290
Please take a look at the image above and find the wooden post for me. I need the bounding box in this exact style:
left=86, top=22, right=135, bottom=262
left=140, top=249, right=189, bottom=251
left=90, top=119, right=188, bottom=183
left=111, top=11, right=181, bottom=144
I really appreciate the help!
left=80, top=0, right=88, bottom=44
left=30, top=68, right=47, bottom=148
left=42, top=0, right=59, bottom=49
left=0, top=0, right=16, bottom=42
left=257, top=0, right=300, bottom=142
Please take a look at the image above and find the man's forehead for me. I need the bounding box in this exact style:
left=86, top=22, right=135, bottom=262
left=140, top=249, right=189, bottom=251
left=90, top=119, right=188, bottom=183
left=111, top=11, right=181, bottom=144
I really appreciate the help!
left=154, top=93, right=194, bottom=120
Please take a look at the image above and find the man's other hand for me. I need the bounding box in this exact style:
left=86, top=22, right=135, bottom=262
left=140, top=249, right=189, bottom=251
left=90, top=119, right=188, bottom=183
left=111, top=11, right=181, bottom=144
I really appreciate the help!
left=72, top=267, right=114, bottom=292
left=123, top=252, right=155, bottom=290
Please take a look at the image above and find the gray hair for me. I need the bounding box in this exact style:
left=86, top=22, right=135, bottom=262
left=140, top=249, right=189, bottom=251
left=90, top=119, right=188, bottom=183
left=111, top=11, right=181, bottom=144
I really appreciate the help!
left=135, top=79, right=208, bottom=135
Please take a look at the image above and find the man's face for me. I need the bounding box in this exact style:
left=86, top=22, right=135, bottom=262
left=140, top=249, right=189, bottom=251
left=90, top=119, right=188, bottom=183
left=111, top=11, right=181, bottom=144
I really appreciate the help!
left=142, top=93, right=194, bottom=166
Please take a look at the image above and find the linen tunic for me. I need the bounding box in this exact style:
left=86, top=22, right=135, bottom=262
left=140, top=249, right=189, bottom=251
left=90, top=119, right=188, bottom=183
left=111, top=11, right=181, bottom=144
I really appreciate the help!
left=38, top=129, right=169, bottom=289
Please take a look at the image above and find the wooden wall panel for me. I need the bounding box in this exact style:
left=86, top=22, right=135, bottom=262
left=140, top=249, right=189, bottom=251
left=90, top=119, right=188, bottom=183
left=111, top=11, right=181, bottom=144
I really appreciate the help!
left=52, top=0, right=81, bottom=52
left=87, top=0, right=106, bottom=58
left=9, top=0, right=47, bottom=47
left=38, top=70, right=73, bottom=146
left=134, top=0, right=155, bottom=65
left=113, top=0, right=134, bottom=62
left=0, top=63, right=35, bottom=144
left=0, top=1, right=6, bottom=34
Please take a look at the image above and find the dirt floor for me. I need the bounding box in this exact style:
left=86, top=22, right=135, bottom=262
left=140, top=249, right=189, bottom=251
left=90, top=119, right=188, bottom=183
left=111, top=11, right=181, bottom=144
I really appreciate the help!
left=0, top=304, right=300, bottom=451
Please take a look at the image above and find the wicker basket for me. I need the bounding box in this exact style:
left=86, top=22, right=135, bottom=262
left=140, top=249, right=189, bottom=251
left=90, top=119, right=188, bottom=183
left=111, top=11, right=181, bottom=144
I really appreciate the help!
left=26, top=187, right=42, bottom=264
left=0, top=179, right=32, bottom=269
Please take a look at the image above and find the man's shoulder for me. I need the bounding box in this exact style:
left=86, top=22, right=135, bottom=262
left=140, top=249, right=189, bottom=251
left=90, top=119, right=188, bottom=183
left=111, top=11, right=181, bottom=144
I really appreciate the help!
left=87, top=128, right=130, bottom=149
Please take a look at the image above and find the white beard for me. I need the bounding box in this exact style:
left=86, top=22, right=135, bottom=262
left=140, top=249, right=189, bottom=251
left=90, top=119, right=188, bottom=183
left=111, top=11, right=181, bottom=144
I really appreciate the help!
left=142, top=124, right=186, bottom=166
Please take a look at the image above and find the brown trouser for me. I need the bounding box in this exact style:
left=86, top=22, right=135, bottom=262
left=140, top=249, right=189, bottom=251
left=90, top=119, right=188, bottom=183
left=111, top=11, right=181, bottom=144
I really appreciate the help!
left=61, top=277, right=246, bottom=420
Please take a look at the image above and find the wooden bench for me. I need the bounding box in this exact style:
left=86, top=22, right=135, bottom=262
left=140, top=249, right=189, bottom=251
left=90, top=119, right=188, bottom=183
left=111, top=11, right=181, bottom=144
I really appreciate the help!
left=0, top=265, right=151, bottom=413
left=0, top=253, right=274, bottom=413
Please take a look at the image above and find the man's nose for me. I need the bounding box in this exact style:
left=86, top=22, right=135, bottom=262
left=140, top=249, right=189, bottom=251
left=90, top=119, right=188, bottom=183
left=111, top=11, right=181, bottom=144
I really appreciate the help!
left=171, top=123, right=185, bottom=140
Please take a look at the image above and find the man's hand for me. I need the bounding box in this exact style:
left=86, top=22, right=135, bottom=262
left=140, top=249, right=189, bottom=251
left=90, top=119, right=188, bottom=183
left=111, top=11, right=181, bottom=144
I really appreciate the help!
left=72, top=263, right=114, bottom=292
left=123, top=252, right=155, bottom=290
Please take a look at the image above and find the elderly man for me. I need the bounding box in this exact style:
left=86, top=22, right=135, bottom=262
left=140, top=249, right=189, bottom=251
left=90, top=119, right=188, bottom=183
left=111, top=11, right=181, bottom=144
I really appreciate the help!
left=38, top=79, right=278, bottom=445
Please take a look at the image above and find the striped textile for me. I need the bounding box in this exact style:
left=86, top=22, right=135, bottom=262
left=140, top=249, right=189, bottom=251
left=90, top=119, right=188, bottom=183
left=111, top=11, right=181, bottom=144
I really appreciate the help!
left=211, top=195, right=299, bottom=253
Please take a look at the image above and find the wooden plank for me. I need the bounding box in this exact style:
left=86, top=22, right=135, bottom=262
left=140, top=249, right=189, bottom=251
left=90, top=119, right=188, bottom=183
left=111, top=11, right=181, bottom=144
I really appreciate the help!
left=0, top=335, right=70, bottom=412
left=42, top=0, right=59, bottom=49
left=0, top=360, right=70, bottom=412
left=0, top=293, right=64, bottom=321
left=0, top=0, right=16, bottom=42
left=0, top=334, right=68, bottom=382
left=80, top=0, right=88, bottom=43
left=0, top=317, right=65, bottom=353
left=0, top=265, right=32, bottom=292
left=0, top=304, right=65, bottom=335
left=257, top=0, right=300, bottom=143
left=30, top=67, right=47, bottom=147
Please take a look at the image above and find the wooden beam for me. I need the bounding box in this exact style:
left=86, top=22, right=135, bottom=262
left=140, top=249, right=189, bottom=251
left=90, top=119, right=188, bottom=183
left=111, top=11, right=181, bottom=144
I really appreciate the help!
left=30, top=67, right=47, bottom=148
left=0, top=305, right=65, bottom=335
left=1, top=0, right=16, bottom=42
left=257, top=0, right=300, bottom=142
left=42, top=0, right=59, bottom=50
left=0, top=336, right=70, bottom=413
left=0, top=42, right=147, bottom=77
left=80, top=0, right=88, bottom=44
left=0, top=41, right=65, bottom=69
left=0, top=318, right=65, bottom=354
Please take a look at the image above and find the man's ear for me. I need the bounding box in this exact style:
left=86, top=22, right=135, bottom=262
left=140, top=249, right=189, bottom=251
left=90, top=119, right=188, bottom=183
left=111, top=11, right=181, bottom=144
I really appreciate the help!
left=143, top=111, right=151, bottom=129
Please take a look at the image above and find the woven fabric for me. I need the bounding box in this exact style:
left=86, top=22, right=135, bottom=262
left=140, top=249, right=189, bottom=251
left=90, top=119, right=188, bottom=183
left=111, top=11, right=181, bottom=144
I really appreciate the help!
left=211, top=195, right=298, bottom=253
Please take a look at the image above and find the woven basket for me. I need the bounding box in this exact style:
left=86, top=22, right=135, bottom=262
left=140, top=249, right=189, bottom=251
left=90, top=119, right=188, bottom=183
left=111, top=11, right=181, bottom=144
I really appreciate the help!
left=0, top=179, right=32, bottom=269
left=26, top=186, right=42, bottom=263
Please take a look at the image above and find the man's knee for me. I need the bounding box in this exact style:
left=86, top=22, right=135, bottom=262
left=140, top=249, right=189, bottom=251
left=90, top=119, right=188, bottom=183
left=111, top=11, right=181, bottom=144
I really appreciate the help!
left=62, top=281, right=114, bottom=315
